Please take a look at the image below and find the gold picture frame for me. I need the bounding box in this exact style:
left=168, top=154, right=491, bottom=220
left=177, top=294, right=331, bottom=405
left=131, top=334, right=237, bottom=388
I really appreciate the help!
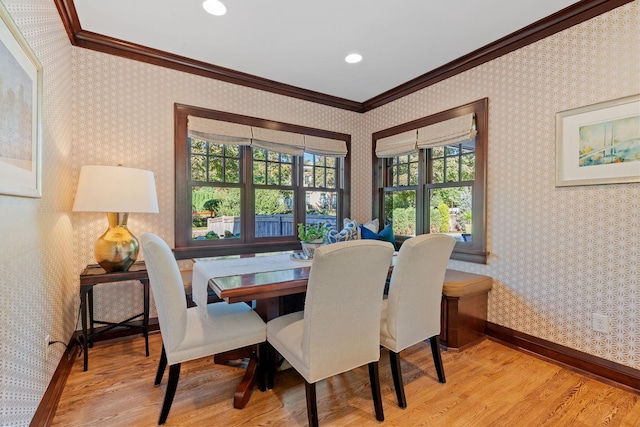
left=555, top=94, right=640, bottom=187
left=0, top=3, right=43, bottom=197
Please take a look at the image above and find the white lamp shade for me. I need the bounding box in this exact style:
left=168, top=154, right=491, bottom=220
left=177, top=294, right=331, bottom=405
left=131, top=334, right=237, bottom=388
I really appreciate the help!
left=73, top=165, right=159, bottom=213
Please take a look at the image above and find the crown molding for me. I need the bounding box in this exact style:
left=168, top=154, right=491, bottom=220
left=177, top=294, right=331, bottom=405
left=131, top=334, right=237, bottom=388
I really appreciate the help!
left=362, top=0, right=633, bottom=111
left=54, top=0, right=632, bottom=113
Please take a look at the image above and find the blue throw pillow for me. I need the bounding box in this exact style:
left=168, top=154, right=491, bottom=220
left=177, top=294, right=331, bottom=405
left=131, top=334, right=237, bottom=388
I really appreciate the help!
left=325, top=220, right=358, bottom=244
left=360, top=224, right=396, bottom=247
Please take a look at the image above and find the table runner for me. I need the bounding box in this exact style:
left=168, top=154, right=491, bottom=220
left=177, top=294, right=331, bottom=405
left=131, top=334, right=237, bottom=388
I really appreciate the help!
left=192, top=253, right=313, bottom=317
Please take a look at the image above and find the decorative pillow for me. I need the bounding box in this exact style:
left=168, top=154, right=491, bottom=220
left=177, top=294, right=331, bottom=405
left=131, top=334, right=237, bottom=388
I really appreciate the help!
left=360, top=224, right=396, bottom=247
left=360, top=218, right=379, bottom=234
left=345, top=217, right=379, bottom=239
left=325, top=219, right=358, bottom=244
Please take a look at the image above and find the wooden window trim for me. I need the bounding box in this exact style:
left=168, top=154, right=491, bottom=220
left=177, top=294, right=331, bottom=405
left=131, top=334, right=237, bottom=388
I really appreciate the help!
left=174, top=104, right=351, bottom=259
left=372, top=98, right=489, bottom=264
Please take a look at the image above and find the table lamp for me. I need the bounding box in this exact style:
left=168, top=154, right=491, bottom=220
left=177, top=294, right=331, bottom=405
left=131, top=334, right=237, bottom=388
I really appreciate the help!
left=73, top=165, right=159, bottom=272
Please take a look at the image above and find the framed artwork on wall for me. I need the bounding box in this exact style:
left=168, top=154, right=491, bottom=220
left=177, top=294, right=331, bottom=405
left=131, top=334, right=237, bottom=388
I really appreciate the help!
left=555, top=94, right=640, bottom=187
left=0, top=3, right=43, bottom=198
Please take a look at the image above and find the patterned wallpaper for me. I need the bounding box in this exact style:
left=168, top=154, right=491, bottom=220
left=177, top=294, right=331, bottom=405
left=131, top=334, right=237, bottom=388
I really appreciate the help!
left=0, top=1, right=74, bottom=425
left=71, top=2, right=639, bottom=369
left=0, top=1, right=637, bottom=425
left=366, top=3, right=639, bottom=368
left=71, top=51, right=364, bottom=323
left=366, top=3, right=640, bottom=367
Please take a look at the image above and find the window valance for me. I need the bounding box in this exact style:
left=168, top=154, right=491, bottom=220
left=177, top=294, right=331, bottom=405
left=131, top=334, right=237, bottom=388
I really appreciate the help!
left=417, top=113, right=476, bottom=149
left=375, top=129, right=418, bottom=158
left=304, top=135, right=348, bottom=158
left=187, top=116, right=252, bottom=146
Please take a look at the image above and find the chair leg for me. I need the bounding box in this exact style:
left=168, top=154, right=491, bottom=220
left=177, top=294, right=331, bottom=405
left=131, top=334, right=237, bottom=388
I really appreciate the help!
left=266, top=344, right=276, bottom=390
left=305, top=381, right=319, bottom=427
left=368, top=362, right=385, bottom=421
left=388, top=350, right=407, bottom=408
left=429, top=335, right=446, bottom=383
left=154, top=345, right=167, bottom=386
left=257, top=343, right=267, bottom=392
left=158, top=363, right=181, bottom=425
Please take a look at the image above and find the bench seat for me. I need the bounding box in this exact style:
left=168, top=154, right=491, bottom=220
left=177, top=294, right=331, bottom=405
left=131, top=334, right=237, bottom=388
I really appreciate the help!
left=440, top=269, right=493, bottom=350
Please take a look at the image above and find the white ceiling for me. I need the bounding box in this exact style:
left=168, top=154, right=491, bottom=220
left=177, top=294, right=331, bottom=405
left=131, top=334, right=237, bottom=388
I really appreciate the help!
left=73, top=0, right=580, bottom=103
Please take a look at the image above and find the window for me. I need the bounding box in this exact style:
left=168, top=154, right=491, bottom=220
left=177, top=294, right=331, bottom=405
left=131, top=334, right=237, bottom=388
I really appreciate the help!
left=383, top=153, right=418, bottom=236
left=174, top=105, right=350, bottom=258
left=373, top=98, right=488, bottom=263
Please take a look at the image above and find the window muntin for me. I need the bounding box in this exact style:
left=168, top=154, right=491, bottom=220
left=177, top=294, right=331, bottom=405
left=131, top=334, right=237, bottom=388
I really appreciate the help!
left=383, top=153, right=419, bottom=236
left=191, top=147, right=342, bottom=242
left=190, top=138, right=241, bottom=183
left=190, top=137, right=243, bottom=241
left=301, top=153, right=338, bottom=230
left=252, top=148, right=296, bottom=238
left=304, top=153, right=337, bottom=188
left=426, top=141, right=475, bottom=242
left=253, top=148, right=293, bottom=186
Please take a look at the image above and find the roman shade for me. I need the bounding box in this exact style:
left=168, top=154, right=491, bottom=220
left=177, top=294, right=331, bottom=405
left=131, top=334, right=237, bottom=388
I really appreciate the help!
left=251, top=127, right=305, bottom=156
left=375, top=129, right=417, bottom=158
left=187, top=116, right=252, bottom=146
left=188, top=117, right=348, bottom=158
left=417, top=113, right=476, bottom=149
left=304, top=135, right=348, bottom=158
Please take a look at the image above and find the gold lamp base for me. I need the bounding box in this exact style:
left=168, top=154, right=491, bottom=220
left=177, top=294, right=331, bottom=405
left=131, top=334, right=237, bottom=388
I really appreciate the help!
left=95, top=212, right=139, bottom=272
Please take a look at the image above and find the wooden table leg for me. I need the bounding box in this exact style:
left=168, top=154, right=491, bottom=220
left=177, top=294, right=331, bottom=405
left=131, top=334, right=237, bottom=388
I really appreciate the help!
left=80, top=286, right=90, bottom=371
left=255, top=297, right=280, bottom=322
left=225, top=297, right=281, bottom=408
left=233, top=352, right=259, bottom=409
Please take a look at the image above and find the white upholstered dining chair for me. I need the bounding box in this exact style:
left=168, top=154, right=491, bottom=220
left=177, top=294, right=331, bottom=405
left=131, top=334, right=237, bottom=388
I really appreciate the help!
left=380, top=233, right=456, bottom=408
left=266, top=240, right=395, bottom=427
left=140, top=233, right=267, bottom=425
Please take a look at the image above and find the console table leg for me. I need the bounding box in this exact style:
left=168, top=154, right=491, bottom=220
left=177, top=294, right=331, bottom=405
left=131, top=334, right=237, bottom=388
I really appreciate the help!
left=88, top=287, right=95, bottom=348
left=80, top=286, right=90, bottom=371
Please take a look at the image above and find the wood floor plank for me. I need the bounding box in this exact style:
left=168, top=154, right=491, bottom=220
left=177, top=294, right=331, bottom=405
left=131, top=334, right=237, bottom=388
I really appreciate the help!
left=51, top=333, right=640, bottom=426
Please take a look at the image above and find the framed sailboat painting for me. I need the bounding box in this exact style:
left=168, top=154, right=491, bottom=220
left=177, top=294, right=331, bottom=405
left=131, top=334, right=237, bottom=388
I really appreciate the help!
left=0, top=3, right=43, bottom=197
left=556, top=94, right=640, bottom=187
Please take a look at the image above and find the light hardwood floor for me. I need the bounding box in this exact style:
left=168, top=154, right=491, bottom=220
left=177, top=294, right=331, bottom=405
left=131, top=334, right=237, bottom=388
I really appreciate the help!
left=51, top=332, right=640, bottom=426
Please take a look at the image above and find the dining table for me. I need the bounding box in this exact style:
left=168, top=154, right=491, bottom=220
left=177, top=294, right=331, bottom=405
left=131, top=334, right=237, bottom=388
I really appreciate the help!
left=191, top=250, right=493, bottom=409
left=190, top=250, right=402, bottom=408
left=191, top=251, right=314, bottom=408
left=191, top=250, right=398, bottom=408
left=192, top=251, right=313, bottom=320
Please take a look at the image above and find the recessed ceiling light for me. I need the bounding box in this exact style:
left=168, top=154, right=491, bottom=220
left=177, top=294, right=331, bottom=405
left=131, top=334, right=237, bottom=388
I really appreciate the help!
left=345, top=53, right=363, bottom=64
left=202, top=0, right=227, bottom=16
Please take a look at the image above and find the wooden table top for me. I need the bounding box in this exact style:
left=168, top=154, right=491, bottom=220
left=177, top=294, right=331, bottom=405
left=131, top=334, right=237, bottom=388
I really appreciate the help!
left=210, top=255, right=493, bottom=304
left=79, top=261, right=148, bottom=285
left=210, top=266, right=312, bottom=303
left=209, top=254, right=397, bottom=303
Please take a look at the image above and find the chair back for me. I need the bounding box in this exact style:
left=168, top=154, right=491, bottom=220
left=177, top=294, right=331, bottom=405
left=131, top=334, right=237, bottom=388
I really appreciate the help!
left=385, top=234, right=455, bottom=351
left=140, top=233, right=188, bottom=354
left=302, top=239, right=394, bottom=381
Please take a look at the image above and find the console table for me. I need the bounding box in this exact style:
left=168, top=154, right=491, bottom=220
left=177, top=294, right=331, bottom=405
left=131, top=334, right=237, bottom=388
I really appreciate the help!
left=79, top=261, right=150, bottom=371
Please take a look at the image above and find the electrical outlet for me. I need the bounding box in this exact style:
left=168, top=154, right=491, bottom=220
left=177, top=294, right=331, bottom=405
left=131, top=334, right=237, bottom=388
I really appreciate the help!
left=592, top=313, right=610, bottom=333
left=45, top=334, right=51, bottom=357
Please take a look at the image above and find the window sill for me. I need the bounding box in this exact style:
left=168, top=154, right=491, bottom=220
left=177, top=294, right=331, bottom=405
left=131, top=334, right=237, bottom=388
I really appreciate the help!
left=173, top=241, right=302, bottom=260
